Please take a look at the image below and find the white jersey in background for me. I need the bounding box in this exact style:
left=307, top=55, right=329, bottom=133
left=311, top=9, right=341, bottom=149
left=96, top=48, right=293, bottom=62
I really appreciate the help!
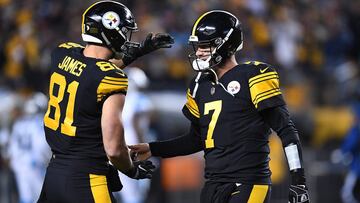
left=8, top=113, right=51, bottom=203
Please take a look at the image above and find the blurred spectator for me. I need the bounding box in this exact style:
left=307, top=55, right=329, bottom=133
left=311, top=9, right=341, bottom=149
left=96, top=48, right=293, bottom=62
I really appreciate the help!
left=8, top=92, right=51, bottom=203
left=270, top=4, right=302, bottom=69
left=339, top=102, right=360, bottom=203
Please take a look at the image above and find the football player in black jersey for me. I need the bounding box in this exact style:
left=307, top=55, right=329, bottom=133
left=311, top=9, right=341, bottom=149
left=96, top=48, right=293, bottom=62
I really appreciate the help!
left=130, top=10, right=310, bottom=203
left=37, top=1, right=173, bottom=203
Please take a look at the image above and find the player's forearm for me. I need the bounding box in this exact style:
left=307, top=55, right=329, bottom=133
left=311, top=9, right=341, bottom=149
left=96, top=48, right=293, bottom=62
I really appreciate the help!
left=102, top=94, right=134, bottom=172
left=260, top=105, right=306, bottom=184
left=107, top=147, right=133, bottom=173
left=149, top=124, right=203, bottom=158
left=103, top=120, right=133, bottom=172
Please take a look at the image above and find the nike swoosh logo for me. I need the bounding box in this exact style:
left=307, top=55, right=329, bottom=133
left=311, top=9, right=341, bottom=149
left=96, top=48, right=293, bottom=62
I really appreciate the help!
left=260, top=67, right=269, bottom=73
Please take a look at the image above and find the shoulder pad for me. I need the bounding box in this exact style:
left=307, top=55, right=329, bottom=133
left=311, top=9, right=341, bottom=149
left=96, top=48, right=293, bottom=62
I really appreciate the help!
left=58, top=42, right=84, bottom=49
left=244, top=61, right=277, bottom=77
left=245, top=60, right=271, bottom=70
left=95, top=61, right=125, bottom=74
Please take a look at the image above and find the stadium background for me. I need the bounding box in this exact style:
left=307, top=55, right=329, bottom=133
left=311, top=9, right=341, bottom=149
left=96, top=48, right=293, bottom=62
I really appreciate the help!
left=0, top=0, right=359, bottom=202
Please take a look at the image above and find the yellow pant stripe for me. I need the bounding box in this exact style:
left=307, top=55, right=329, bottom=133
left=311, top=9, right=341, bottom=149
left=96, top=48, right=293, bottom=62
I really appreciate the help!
left=89, top=174, right=112, bottom=203
left=247, top=185, right=269, bottom=203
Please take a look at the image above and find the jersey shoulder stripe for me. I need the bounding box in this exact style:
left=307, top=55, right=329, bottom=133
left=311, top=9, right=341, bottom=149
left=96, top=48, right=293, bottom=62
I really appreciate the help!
left=96, top=62, right=128, bottom=102
left=185, top=89, right=200, bottom=118
left=245, top=61, right=283, bottom=109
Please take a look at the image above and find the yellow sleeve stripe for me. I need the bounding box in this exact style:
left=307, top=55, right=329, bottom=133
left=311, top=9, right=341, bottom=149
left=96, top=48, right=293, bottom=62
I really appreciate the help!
left=89, top=174, right=112, bottom=203
left=186, top=103, right=200, bottom=118
left=250, top=78, right=280, bottom=99
left=97, top=80, right=128, bottom=102
left=250, top=77, right=282, bottom=108
left=102, top=79, right=128, bottom=86
left=249, top=72, right=278, bottom=84
left=254, top=92, right=282, bottom=108
left=253, top=89, right=281, bottom=107
left=247, top=185, right=269, bottom=203
left=249, top=74, right=279, bottom=88
left=186, top=89, right=200, bottom=118
left=104, top=76, right=127, bottom=82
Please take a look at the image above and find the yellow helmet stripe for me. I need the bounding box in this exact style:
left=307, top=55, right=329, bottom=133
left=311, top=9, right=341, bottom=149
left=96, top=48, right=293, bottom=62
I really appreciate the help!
left=81, top=1, right=101, bottom=34
left=191, top=11, right=213, bottom=36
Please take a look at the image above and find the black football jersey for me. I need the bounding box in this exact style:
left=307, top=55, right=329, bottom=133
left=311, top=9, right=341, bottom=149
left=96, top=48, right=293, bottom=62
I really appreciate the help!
left=44, top=42, right=127, bottom=172
left=182, top=61, right=285, bottom=184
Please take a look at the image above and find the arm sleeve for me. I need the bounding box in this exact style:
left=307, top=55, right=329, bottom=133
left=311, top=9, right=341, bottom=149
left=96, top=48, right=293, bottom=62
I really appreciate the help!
left=149, top=123, right=203, bottom=158
left=260, top=105, right=306, bottom=185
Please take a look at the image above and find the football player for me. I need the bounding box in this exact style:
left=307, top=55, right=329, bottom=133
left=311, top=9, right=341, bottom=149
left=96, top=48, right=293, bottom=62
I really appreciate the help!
left=8, top=92, right=51, bottom=203
left=130, top=10, right=310, bottom=203
left=37, top=1, right=173, bottom=203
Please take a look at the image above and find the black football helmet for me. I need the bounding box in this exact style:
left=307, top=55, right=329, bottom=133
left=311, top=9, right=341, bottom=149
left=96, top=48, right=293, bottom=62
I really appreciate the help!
left=188, top=10, right=243, bottom=71
left=82, top=1, right=138, bottom=58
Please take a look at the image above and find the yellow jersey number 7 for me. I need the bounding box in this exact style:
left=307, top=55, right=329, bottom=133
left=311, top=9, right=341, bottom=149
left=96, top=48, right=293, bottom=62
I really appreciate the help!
left=44, top=72, right=79, bottom=136
left=204, top=100, right=222, bottom=148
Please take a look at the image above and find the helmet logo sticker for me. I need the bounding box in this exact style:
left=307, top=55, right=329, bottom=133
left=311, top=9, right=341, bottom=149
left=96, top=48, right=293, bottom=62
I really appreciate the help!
left=198, top=26, right=216, bottom=35
left=227, top=81, right=241, bottom=94
left=102, top=11, right=120, bottom=29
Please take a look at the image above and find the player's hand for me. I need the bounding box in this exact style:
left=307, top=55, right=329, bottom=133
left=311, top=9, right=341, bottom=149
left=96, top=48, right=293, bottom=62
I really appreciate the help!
left=122, top=33, right=174, bottom=65
left=140, top=33, right=174, bottom=54
left=124, top=160, right=155, bottom=179
left=288, top=184, right=310, bottom=203
left=129, top=143, right=152, bottom=161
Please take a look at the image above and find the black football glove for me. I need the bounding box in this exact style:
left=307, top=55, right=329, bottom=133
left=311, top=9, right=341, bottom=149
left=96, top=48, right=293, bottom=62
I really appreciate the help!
left=289, top=184, right=310, bottom=203
left=122, top=33, right=174, bottom=65
left=124, top=160, right=156, bottom=180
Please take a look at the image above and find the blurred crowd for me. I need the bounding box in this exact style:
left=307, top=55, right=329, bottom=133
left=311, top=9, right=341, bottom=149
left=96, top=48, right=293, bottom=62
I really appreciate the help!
left=0, top=0, right=360, bottom=202
left=0, top=0, right=359, bottom=101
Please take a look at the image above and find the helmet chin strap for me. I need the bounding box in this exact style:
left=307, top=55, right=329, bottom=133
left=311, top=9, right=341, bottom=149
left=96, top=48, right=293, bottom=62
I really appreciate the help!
left=192, top=56, right=211, bottom=71
left=208, top=68, right=219, bottom=84
left=208, top=68, right=234, bottom=97
left=191, top=65, right=234, bottom=98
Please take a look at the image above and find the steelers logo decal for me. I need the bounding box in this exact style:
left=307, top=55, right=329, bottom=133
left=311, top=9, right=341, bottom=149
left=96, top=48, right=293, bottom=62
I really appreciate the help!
left=227, top=81, right=241, bottom=94
left=102, top=11, right=120, bottom=29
